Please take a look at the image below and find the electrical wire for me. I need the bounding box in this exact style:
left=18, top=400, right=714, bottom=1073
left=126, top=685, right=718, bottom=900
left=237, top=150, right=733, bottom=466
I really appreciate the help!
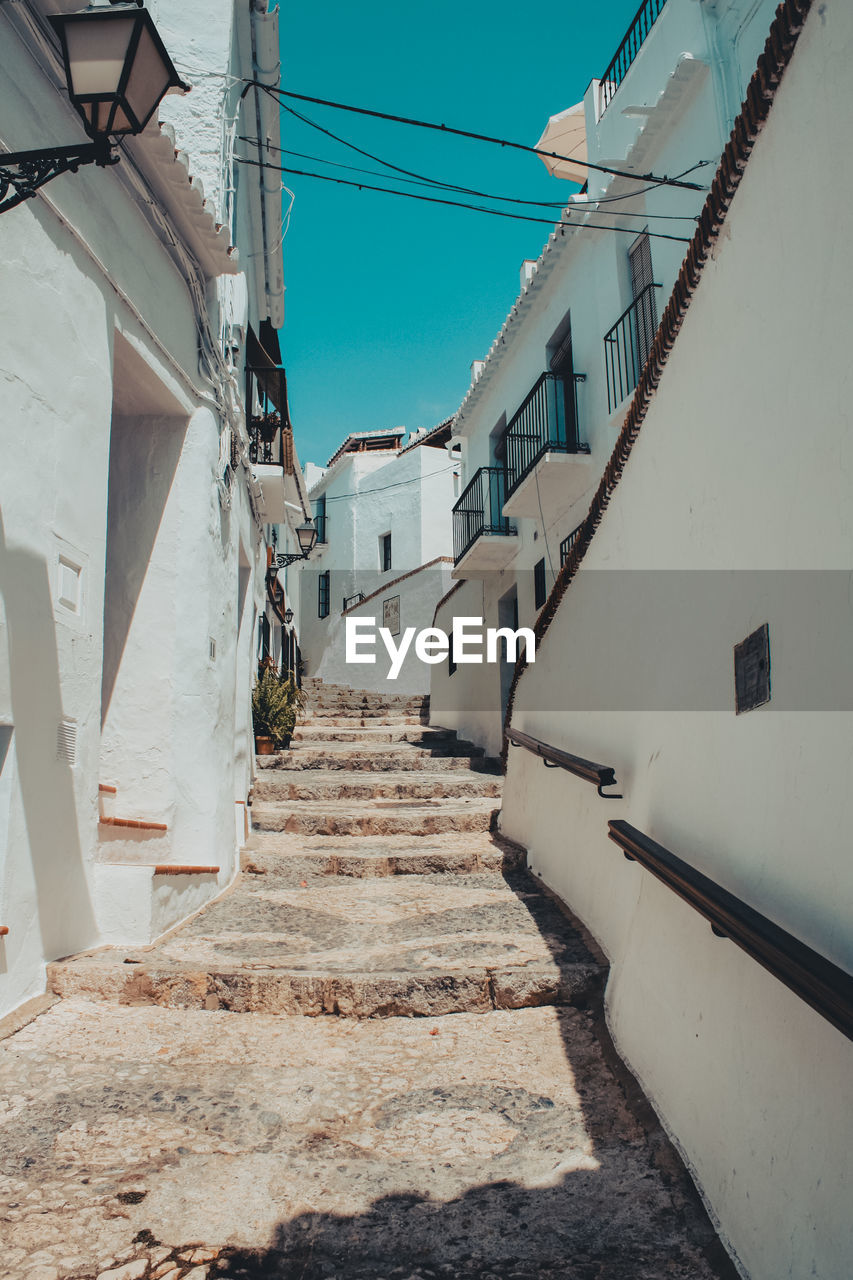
left=278, top=100, right=572, bottom=207
left=237, top=136, right=698, bottom=223
left=241, top=81, right=707, bottom=193
left=318, top=462, right=459, bottom=503
left=235, top=155, right=692, bottom=242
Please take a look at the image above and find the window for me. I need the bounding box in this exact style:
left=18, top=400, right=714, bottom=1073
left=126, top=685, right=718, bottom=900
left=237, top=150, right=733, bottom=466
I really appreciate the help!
left=380, top=532, right=392, bottom=572
left=629, top=230, right=657, bottom=372
left=318, top=571, right=330, bottom=619
left=314, top=493, right=327, bottom=544
left=258, top=614, right=271, bottom=661
left=534, top=557, right=547, bottom=609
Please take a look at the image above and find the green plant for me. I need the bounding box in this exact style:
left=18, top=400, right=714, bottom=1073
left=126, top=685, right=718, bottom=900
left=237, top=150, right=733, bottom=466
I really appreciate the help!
left=252, top=668, right=305, bottom=747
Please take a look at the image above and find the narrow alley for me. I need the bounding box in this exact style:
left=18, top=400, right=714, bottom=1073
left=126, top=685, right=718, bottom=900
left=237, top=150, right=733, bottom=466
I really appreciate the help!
left=0, top=684, right=734, bottom=1280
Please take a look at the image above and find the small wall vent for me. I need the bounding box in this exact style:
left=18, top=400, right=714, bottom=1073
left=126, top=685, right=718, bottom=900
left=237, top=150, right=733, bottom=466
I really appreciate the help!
left=57, top=718, right=77, bottom=766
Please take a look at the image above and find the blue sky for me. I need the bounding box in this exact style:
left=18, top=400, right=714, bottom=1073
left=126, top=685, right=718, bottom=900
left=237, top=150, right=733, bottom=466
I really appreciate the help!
left=275, top=1, right=641, bottom=467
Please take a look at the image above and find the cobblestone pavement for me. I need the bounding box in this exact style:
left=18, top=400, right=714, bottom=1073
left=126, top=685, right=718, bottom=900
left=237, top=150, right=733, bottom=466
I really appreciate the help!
left=0, top=685, right=737, bottom=1279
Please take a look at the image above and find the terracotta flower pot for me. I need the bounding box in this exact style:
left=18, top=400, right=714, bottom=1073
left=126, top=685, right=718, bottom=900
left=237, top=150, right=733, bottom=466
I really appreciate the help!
left=255, top=735, right=275, bottom=755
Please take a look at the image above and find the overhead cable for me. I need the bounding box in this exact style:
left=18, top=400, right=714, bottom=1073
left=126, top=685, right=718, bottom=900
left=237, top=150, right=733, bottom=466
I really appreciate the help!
left=238, top=136, right=698, bottom=222
left=235, top=155, right=692, bottom=242
left=240, top=80, right=707, bottom=193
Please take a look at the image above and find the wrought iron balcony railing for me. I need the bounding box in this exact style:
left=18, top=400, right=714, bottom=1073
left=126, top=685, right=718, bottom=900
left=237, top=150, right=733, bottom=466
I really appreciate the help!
left=560, top=524, right=582, bottom=567
left=452, top=466, right=516, bottom=564
left=603, top=281, right=661, bottom=413
left=600, top=0, right=668, bottom=116
left=247, top=364, right=290, bottom=466
left=504, top=371, right=588, bottom=500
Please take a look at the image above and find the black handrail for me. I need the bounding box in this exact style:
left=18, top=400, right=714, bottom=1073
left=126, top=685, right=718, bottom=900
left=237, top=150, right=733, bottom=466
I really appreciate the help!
left=608, top=820, right=853, bottom=1042
left=452, top=466, right=516, bottom=563
left=603, top=282, right=661, bottom=412
left=506, top=727, right=622, bottom=799
left=600, top=0, right=668, bottom=115
left=504, top=372, right=588, bottom=499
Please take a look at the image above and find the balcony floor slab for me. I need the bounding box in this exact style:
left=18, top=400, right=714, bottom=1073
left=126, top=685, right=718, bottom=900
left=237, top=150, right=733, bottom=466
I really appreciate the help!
left=452, top=533, right=522, bottom=579
left=503, top=451, right=593, bottom=521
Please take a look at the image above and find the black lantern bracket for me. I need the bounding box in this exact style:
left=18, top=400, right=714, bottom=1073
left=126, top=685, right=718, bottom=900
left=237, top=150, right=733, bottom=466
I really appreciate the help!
left=0, top=1, right=189, bottom=216
left=0, top=138, right=118, bottom=216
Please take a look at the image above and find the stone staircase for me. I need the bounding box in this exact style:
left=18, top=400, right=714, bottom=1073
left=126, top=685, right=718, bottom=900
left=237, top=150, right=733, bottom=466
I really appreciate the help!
left=21, top=682, right=735, bottom=1278
left=48, top=681, right=606, bottom=1017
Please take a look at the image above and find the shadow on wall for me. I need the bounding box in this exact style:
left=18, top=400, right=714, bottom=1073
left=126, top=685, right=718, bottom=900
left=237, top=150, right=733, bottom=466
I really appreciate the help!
left=0, top=510, right=97, bottom=959
left=100, top=412, right=188, bottom=726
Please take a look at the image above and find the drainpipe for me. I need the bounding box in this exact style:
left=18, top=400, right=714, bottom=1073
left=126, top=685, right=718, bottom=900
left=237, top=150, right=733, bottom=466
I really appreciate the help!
left=249, top=0, right=285, bottom=328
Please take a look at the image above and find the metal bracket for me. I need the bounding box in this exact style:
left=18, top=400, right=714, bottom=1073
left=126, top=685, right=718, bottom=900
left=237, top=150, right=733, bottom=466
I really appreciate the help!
left=597, top=783, right=624, bottom=799
left=0, top=140, right=117, bottom=215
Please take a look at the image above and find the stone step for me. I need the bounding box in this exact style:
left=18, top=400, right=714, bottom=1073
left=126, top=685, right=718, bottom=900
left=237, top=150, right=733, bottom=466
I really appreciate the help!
left=292, top=725, right=452, bottom=744
left=242, top=831, right=524, bottom=877
left=47, top=868, right=605, bottom=1017
left=304, top=691, right=428, bottom=709
left=252, top=769, right=502, bottom=802
left=251, top=796, right=500, bottom=835
left=300, top=712, right=426, bottom=726
left=258, top=747, right=501, bottom=772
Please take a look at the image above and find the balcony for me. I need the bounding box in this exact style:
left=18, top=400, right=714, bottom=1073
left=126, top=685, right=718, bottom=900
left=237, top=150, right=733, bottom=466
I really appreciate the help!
left=603, top=281, right=661, bottom=413
left=247, top=362, right=293, bottom=523
left=452, top=467, right=520, bottom=578
left=599, top=0, right=668, bottom=116
left=502, top=372, right=591, bottom=521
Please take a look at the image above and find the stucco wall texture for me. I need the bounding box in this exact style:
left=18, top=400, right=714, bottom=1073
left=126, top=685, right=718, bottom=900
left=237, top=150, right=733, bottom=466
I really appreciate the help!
left=501, top=3, right=853, bottom=1276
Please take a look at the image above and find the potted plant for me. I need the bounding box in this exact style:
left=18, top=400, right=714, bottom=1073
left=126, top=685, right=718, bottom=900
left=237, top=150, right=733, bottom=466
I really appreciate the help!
left=252, top=666, right=305, bottom=754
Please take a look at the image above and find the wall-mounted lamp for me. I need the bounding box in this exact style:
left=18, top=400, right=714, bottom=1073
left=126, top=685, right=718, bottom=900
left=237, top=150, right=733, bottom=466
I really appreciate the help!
left=284, top=608, right=294, bottom=626
left=0, top=1, right=189, bottom=216
left=274, top=518, right=318, bottom=568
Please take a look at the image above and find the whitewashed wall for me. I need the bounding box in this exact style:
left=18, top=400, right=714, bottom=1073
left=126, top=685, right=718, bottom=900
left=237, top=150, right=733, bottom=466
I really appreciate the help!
left=501, top=3, right=853, bottom=1275
left=437, top=0, right=781, bottom=758
left=0, top=0, right=269, bottom=1016
left=297, top=442, right=455, bottom=687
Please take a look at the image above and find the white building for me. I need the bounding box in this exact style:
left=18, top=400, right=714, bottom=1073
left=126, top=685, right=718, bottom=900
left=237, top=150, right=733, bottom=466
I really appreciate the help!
left=434, top=0, right=853, bottom=1276
left=0, top=0, right=307, bottom=1017
left=431, top=0, right=781, bottom=757
left=295, top=423, right=457, bottom=693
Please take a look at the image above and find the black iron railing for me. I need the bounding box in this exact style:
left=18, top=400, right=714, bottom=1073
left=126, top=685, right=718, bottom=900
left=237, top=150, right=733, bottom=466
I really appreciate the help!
left=600, top=0, right=668, bottom=115
left=342, top=592, right=365, bottom=612
left=452, top=466, right=516, bottom=563
left=603, top=282, right=661, bottom=413
left=560, top=524, right=583, bottom=567
left=504, top=372, right=588, bottom=499
left=608, top=821, right=853, bottom=1042
left=247, top=364, right=288, bottom=466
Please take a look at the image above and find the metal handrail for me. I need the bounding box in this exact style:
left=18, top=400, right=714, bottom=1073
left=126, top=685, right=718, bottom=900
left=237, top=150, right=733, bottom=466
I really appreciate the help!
left=506, top=727, right=622, bottom=799
left=600, top=0, right=668, bottom=115
left=608, top=820, right=853, bottom=1042
left=603, top=282, right=661, bottom=413
left=452, top=466, right=516, bottom=563
left=504, top=371, right=588, bottom=499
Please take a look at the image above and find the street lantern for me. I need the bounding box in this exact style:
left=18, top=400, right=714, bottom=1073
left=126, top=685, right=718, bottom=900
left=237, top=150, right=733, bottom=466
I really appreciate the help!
left=275, top=519, right=318, bottom=569
left=284, top=608, right=294, bottom=626
left=50, top=2, right=189, bottom=139
left=296, top=518, right=318, bottom=558
left=0, top=2, right=189, bottom=216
